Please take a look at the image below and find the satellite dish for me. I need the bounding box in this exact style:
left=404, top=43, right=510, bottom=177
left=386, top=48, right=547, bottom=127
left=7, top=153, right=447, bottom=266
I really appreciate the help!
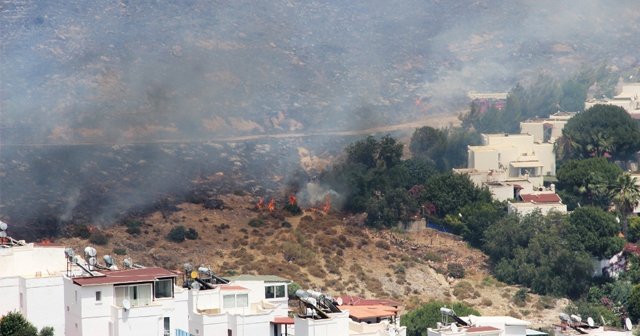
left=190, top=271, right=198, bottom=279
left=587, top=317, right=594, bottom=327
left=84, top=246, right=97, bottom=257
left=0, top=232, right=6, bottom=238
left=103, top=255, right=113, bottom=267
left=0, top=221, right=8, bottom=231
left=451, top=323, right=458, bottom=333
left=336, top=297, right=343, bottom=305
left=122, top=299, right=131, bottom=311
left=625, top=318, right=632, bottom=331
left=440, top=307, right=454, bottom=316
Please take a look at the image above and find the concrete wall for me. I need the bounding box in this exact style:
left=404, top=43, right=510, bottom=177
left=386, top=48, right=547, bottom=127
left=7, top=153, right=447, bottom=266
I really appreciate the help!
left=295, top=312, right=351, bottom=336
left=24, top=276, right=65, bottom=335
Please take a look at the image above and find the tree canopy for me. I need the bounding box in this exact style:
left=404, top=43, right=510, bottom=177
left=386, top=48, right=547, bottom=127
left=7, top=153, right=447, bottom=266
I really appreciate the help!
left=0, top=312, right=53, bottom=336
left=556, top=158, right=622, bottom=210
left=561, top=104, right=640, bottom=161
left=409, top=127, right=481, bottom=170
left=401, top=301, right=479, bottom=336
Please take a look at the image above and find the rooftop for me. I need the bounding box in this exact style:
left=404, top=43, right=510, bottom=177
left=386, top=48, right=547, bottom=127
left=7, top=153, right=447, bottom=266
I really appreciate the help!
left=520, top=193, right=562, bottom=203
left=71, top=267, right=178, bottom=286
left=338, top=295, right=401, bottom=307
left=339, top=304, right=399, bottom=320
left=226, top=274, right=290, bottom=283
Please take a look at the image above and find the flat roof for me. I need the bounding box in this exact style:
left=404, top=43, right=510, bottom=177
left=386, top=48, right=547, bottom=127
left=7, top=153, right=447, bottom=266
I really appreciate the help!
left=465, top=315, right=530, bottom=326
left=510, top=161, right=544, bottom=168
left=72, top=267, right=178, bottom=286
left=340, top=305, right=399, bottom=320
left=338, top=295, right=401, bottom=307
left=226, top=274, right=290, bottom=283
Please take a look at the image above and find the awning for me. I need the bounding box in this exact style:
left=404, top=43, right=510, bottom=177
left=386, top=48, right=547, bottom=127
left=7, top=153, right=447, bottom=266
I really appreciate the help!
left=510, top=161, right=544, bottom=168
left=272, top=316, right=294, bottom=325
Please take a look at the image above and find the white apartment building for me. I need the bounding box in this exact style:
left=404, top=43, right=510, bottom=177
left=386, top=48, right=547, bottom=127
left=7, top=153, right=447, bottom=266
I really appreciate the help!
left=585, top=83, right=640, bottom=116
left=456, top=112, right=574, bottom=202
left=0, top=235, right=67, bottom=335
left=427, top=314, right=540, bottom=336
left=186, top=274, right=291, bottom=336
left=64, top=266, right=189, bottom=336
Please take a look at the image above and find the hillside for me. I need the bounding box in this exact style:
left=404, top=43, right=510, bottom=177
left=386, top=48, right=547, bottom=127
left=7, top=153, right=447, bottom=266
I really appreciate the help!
left=58, top=194, right=568, bottom=328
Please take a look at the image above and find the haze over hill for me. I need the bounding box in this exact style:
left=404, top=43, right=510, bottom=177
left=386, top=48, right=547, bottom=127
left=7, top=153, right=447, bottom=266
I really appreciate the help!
left=1, top=0, right=640, bottom=234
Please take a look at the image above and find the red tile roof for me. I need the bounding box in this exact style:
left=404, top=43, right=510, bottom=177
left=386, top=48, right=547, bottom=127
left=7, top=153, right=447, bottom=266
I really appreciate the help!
left=339, top=305, right=399, bottom=320
left=466, top=326, right=501, bottom=333
left=272, top=316, right=294, bottom=324
left=520, top=193, right=561, bottom=203
left=219, top=285, right=248, bottom=291
left=72, top=267, right=178, bottom=286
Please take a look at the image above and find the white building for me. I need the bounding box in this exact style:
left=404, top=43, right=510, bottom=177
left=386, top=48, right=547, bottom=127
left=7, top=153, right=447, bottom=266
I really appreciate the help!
left=186, top=274, right=292, bottom=336
left=427, top=314, right=543, bottom=336
left=507, top=192, right=568, bottom=216
left=456, top=112, right=574, bottom=202
left=585, top=83, right=640, bottom=116
left=0, top=236, right=67, bottom=335
left=64, top=266, right=189, bottom=336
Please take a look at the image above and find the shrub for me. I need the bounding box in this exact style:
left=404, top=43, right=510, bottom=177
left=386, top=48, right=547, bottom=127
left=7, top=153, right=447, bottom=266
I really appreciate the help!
left=89, top=231, right=109, bottom=245
left=512, top=288, right=529, bottom=307
left=248, top=218, right=265, bottom=228
left=447, top=263, right=465, bottom=279
left=185, top=228, right=199, bottom=240
left=124, top=220, right=142, bottom=235
left=113, top=248, right=127, bottom=255
left=375, top=240, right=391, bottom=250
left=453, top=281, right=476, bottom=300
left=69, top=224, right=91, bottom=239
left=167, top=226, right=186, bottom=243
left=284, top=203, right=303, bottom=215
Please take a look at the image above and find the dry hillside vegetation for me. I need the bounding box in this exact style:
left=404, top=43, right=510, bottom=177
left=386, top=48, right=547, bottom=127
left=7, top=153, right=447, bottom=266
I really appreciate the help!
left=59, top=194, right=567, bottom=328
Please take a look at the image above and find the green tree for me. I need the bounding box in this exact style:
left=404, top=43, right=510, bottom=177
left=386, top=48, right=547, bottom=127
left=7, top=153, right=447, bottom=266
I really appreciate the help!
left=566, top=207, right=625, bottom=258
left=562, top=104, right=640, bottom=161
left=556, top=158, right=622, bottom=210
left=420, top=172, right=491, bottom=218
left=401, top=301, right=479, bottom=336
left=0, top=312, right=53, bottom=336
left=629, top=285, right=640, bottom=323
left=610, top=173, right=640, bottom=237
left=458, top=201, right=505, bottom=248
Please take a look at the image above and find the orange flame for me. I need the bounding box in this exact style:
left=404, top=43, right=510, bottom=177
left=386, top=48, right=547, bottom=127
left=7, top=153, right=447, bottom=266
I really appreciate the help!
left=257, top=197, right=264, bottom=210
left=268, top=199, right=276, bottom=212
left=289, top=194, right=297, bottom=206
left=322, top=195, right=331, bottom=213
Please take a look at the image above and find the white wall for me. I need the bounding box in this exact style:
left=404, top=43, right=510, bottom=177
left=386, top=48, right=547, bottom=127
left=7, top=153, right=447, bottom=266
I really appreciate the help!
left=295, top=312, right=351, bottom=336
left=0, top=245, right=66, bottom=277
left=0, top=277, right=21, bottom=317
left=23, top=276, right=65, bottom=335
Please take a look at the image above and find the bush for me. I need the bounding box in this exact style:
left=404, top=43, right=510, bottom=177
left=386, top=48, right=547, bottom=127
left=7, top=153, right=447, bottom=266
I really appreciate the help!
left=185, top=228, right=199, bottom=240
left=89, top=231, right=109, bottom=245
left=113, top=248, right=127, bottom=255
left=375, top=240, right=391, bottom=250
left=124, top=220, right=142, bottom=235
left=447, top=263, right=465, bottom=279
left=167, top=226, right=186, bottom=243
left=512, top=288, right=529, bottom=307
left=248, top=218, right=265, bottom=228
left=69, top=224, right=91, bottom=239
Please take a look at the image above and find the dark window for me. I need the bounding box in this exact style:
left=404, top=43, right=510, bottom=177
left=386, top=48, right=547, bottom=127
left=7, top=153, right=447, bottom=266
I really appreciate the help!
left=265, top=286, right=275, bottom=299
left=276, top=285, right=285, bottom=298
left=155, top=279, right=173, bottom=299
left=95, top=291, right=102, bottom=302
left=163, top=317, right=170, bottom=336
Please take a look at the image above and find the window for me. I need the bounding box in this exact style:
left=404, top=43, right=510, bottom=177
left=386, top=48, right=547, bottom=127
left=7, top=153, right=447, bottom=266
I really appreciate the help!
left=223, top=293, right=249, bottom=308
left=163, top=317, right=170, bottom=336
left=95, top=291, right=102, bottom=302
left=114, top=284, right=152, bottom=307
left=265, top=285, right=286, bottom=299
left=154, top=279, right=173, bottom=299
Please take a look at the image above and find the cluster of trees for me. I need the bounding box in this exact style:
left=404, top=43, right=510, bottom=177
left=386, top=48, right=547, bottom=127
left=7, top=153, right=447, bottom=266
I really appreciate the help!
left=321, top=69, right=640, bottom=324
left=0, top=312, right=53, bottom=336
left=401, top=301, right=479, bottom=336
